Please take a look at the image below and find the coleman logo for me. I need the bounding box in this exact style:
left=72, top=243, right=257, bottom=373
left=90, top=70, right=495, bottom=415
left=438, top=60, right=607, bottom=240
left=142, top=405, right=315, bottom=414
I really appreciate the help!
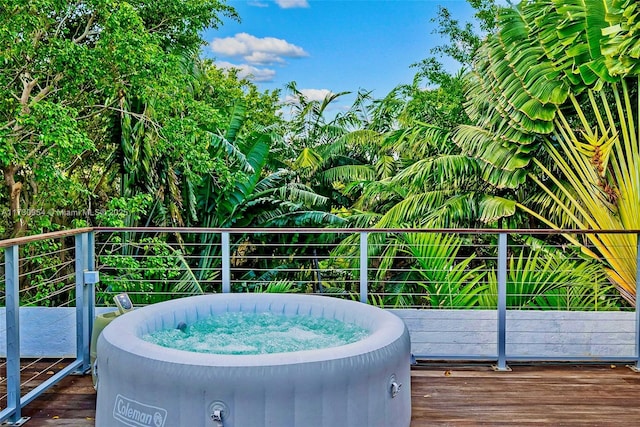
left=113, top=394, right=167, bottom=427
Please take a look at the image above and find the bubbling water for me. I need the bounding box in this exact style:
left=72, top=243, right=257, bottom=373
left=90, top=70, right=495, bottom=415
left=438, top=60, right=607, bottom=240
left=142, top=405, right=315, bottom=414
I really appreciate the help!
left=143, top=311, right=370, bottom=355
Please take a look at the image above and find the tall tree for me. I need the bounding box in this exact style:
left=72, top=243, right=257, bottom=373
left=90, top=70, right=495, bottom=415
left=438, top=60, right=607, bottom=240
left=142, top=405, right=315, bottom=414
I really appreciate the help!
left=0, top=0, right=237, bottom=237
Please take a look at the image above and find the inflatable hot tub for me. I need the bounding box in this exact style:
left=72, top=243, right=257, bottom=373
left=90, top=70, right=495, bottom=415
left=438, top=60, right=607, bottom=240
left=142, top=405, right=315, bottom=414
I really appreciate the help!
left=95, top=293, right=411, bottom=427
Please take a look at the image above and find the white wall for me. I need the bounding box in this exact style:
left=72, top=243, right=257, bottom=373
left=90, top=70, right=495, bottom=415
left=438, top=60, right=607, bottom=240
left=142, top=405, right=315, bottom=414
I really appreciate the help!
left=0, top=307, right=636, bottom=360
left=389, top=309, right=636, bottom=360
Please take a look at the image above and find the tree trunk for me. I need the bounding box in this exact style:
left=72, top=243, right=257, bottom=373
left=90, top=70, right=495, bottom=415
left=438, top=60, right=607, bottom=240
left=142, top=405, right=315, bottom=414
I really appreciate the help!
left=4, top=164, right=25, bottom=237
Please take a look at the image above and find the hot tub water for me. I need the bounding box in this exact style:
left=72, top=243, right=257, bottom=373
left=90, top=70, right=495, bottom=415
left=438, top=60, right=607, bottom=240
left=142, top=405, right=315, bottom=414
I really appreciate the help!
left=143, top=311, right=370, bottom=354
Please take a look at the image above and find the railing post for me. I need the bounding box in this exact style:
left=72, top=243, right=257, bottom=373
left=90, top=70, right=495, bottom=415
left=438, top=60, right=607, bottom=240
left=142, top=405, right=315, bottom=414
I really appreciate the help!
left=494, top=232, right=510, bottom=371
left=75, top=233, right=91, bottom=373
left=221, top=232, right=231, bottom=293
left=634, top=234, right=640, bottom=371
left=359, top=232, right=368, bottom=303
left=4, top=245, right=28, bottom=424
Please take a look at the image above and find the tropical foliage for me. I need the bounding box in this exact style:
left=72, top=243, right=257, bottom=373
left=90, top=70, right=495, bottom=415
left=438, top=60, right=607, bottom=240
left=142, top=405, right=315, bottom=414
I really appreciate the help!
left=479, top=246, right=617, bottom=310
left=2, top=0, right=637, bottom=310
left=0, top=0, right=238, bottom=237
left=372, top=232, right=488, bottom=308
left=454, top=0, right=640, bottom=302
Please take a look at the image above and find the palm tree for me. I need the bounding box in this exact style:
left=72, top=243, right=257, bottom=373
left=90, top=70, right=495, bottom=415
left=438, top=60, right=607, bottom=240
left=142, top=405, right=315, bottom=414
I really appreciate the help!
left=454, top=0, right=640, bottom=303
left=284, top=82, right=382, bottom=208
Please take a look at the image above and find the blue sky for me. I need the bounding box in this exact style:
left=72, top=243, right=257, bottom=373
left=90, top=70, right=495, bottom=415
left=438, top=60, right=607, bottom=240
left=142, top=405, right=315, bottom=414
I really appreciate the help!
left=201, top=0, right=479, bottom=108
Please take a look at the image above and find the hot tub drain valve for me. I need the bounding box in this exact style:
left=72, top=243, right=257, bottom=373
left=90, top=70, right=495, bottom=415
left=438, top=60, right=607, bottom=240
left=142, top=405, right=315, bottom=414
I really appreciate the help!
left=211, top=410, right=223, bottom=427
left=388, top=374, right=402, bottom=398
left=209, top=401, right=228, bottom=427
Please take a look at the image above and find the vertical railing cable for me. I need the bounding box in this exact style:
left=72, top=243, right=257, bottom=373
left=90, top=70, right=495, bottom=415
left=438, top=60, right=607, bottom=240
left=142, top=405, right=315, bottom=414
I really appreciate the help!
left=495, top=232, right=510, bottom=371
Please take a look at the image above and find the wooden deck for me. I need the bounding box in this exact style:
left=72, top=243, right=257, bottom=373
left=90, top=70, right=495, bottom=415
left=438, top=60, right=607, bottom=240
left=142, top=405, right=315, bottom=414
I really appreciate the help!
left=3, top=361, right=640, bottom=426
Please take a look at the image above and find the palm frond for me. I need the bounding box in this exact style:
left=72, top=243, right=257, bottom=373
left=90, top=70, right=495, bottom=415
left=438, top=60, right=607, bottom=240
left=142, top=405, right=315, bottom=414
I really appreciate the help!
left=392, top=155, right=481, bottom=191
left=379, top=233, right=488, bottom=308
left=374, top=191, right=452, bottom=228
left=375, top=155, right=397, bottom=179
left=479, top=248, right=610, bottom=309
left=258, top=280, right=299, bottom=293
left=320, top=164, right=376, bottom=185
left=277, top=184, right=329, bottom=208
left=262, top=210, right=347, bottom=227
left=252, top=169, right=290, bottom=193
left=601, top=0, right=640, bottom=76
left=292, top=147, right=323, bottom=172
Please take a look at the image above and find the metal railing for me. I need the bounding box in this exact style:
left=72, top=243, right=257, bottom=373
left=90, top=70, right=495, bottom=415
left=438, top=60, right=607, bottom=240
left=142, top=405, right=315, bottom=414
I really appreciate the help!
left=93, top=227, right=640, bottom=369
left=1, top=226, right=639, bottom=423
left=0, top=228, right=96, bottom=425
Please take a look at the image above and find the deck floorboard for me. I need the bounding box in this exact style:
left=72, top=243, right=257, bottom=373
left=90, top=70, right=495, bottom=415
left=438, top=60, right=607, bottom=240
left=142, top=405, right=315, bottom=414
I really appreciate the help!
left=2, top=361, right=640, bottom=426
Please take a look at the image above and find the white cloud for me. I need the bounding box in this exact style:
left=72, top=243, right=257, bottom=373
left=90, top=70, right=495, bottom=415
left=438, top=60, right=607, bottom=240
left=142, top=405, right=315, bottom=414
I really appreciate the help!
left=210, top=33, right=308, bottom=65
left=211, top=37, right=247, bottom=56
left=216, top=61, right=277, bottom=82
left=300, top=88, right=334, bottom=102
left=244, top=51, right=284, bottom=65
left=284, top=88, right=334, bottom=104
left=248, top=0, right=308, bottom=8
left=275, top=0, right=309, bottom=8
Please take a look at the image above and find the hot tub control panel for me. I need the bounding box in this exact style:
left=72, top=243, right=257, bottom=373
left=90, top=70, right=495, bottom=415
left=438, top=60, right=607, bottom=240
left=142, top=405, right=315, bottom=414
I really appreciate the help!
left=114, top=293, right=133, bottom=314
